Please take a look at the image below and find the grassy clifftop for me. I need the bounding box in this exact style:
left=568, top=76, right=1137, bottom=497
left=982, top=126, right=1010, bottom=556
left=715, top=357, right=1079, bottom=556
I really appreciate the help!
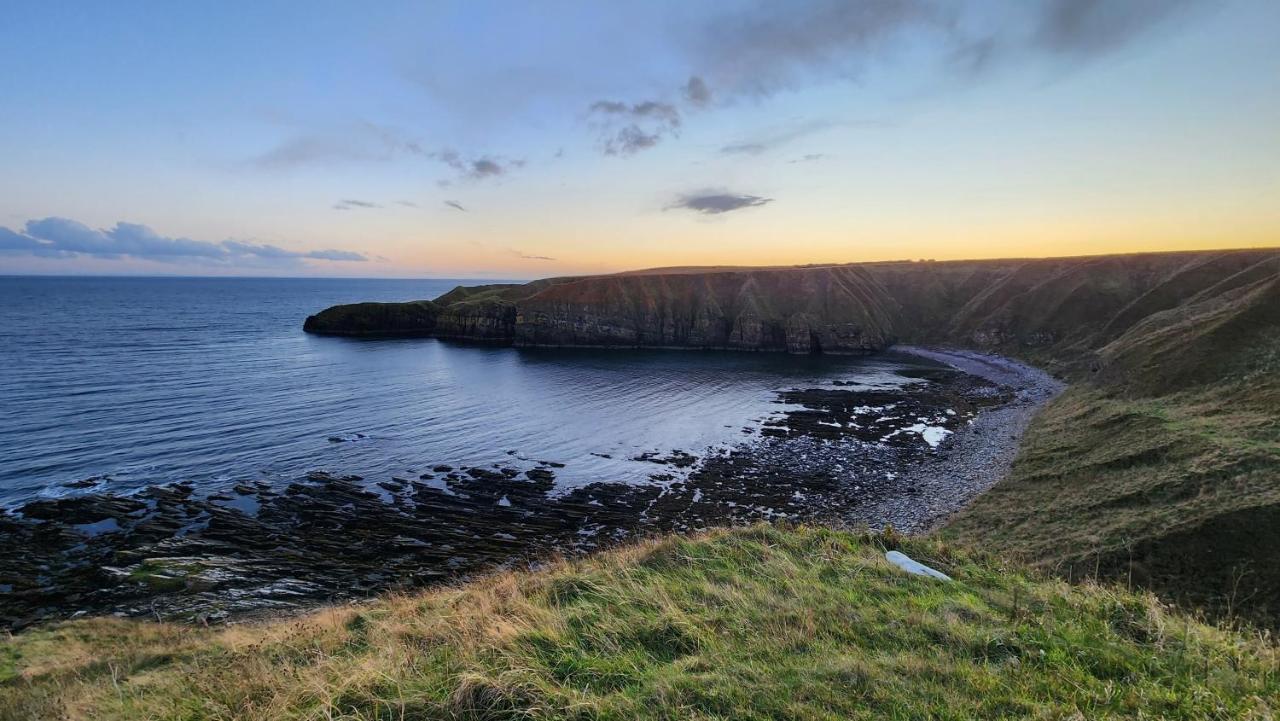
left=3, top=525, right=1275, bottom=721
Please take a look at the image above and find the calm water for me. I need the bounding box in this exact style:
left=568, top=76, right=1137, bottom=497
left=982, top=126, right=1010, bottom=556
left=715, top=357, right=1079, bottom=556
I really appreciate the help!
left=0, top=276, right=917, bottom=506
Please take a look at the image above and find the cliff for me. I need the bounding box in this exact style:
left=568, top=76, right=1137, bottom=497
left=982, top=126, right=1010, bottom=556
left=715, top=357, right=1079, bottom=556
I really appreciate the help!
left=304, top=248, right=1279, bottom=365
left=513, top=265, right=898, bottom=353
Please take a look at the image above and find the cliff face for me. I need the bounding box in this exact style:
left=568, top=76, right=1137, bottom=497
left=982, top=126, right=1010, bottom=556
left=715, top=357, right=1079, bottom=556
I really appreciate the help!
left=512, top=265, right=897, bottom=353
left=434, top=300, right=519, bottom=342
left=303, top=248, right=1280, bottom=364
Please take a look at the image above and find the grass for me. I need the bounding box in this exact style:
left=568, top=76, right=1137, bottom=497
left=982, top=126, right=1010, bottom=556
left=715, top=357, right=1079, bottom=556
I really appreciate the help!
left=947, top=262, right=1280, bottom=629
left=945, top=381, right=1280, bottom=629
left=3, top=525, right=1276, bottom=720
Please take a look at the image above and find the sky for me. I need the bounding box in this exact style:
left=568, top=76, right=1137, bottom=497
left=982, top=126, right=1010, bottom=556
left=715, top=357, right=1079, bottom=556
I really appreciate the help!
left=1, top=0, right=1278, bottom=279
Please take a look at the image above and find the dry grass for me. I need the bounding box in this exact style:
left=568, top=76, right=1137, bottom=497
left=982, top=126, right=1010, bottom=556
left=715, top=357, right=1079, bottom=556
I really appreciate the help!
left=3, top=525, right=1276, bottom=720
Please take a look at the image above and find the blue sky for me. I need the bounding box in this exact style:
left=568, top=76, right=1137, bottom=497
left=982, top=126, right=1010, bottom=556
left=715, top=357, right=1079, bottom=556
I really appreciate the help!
left=1, top=0, right=1278, bottom=277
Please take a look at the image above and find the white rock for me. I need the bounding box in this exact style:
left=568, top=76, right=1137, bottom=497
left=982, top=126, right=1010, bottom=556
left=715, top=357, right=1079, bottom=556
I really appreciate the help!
left=885, top=550, right=952, bottom=581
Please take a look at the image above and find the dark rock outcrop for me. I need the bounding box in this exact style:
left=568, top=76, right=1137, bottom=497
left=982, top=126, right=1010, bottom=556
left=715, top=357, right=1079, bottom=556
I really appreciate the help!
left=303, top=300, right=440, bottom=337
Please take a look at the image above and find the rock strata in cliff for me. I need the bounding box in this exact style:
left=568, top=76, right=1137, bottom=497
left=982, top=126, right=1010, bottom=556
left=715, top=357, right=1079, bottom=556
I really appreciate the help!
left=512, top=266, right=896, bottom=353
left=303, top=248, right=1280, bottom=363
left=304, top=265, right=901, bottom=353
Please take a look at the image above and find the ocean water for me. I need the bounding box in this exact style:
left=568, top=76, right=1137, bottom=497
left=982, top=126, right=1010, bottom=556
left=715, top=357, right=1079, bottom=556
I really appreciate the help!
left=0, top=276, right=917, bottom=506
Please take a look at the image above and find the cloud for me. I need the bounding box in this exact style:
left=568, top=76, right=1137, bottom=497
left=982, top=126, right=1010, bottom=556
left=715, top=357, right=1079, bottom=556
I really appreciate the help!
left=332, top=199, right=382, bottom=210
left=683, top=76, right=712, bottom=107
left=669, top=192, right=774, bottom=215
left=0, top=217, right=367, bottom=266
left=0, top=226, right=55, bottom=255
left=300, top=249, right=368, bottom=262
left=588, top=99, right=682, bottom=155
left=251, top=123, right=426, bottom=170
left=789, top=153, right=827, bottom=163
left=684, top=0, right=1206, bottom=99
left=1032, top=0, right=1199, bottom=56
left=688, top=0, right=940, bottom=99
left=507, top=248, right=555, bottom=261
left=250, top=125, right=520, bottom=186
left=433, top=149, right=524, bottom=181
left=397, top=200, right=419, bottom=208
left=444, top=200, right=467, bottom=212
left=720, top=119, right=848, bottom=156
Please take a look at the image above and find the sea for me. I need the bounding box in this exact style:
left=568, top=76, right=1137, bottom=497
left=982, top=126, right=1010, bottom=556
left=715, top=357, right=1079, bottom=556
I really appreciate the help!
left=0, top=276, right=919, bottom=506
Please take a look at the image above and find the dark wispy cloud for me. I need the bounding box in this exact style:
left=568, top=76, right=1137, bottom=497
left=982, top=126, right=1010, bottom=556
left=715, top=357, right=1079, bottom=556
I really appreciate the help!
left=251, top=124, right=519, bottom=188
left=433, top=149, right=524, bottom=182
left=719, top=119, right=846, bottom=156
left=789, top=153, right=827, bottom=163
left=683, top=75, right=712, bottom=107
left=1033, top=0, right=1199, bottom=56
left=686, top=0, right=1206, bottom=99
left=444, top=200, right=467, bottom=212
left=332, top=199, right=382, bottom=211
left=0, top=217, right=367, bottom=265
left=588, top=99, right=682, bottom=155
left=954, top=0, right=1206, bottom=74
left=507, top=248, right=555, bottom=261
left=397, top=200, right=419, bottom=208
left=669, top=192, right=774, bottom=215
left=689, top=0, right=940, bottom=99
left=251, top=123, right=426, bottom=170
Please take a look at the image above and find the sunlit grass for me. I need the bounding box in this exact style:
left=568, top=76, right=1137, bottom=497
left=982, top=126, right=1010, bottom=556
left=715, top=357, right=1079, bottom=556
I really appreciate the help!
left=3, top=525, right=1275, bottom=720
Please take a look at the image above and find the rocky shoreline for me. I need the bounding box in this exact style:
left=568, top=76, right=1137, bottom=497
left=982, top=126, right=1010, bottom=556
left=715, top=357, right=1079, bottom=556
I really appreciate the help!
left=0, top=349, right=1059, bottom=630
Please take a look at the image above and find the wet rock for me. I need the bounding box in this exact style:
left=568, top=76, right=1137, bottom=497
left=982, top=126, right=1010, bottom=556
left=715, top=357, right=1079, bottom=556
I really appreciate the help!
left=632, top=450, right=697, bottom=468
left=19, top=495, right=146, bottom=524
left=63, top=475, right=107, bottom=489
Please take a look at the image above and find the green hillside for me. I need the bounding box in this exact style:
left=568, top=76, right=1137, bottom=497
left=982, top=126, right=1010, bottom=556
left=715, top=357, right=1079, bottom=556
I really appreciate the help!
left=945, top=265, right=1280, bottom=628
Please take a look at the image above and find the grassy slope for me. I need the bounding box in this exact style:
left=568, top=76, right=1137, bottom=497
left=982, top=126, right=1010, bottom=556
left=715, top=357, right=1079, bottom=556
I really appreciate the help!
left=3, top=525, right=1276, bottom=721
left=945, top=265, right=1280, bottom=628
